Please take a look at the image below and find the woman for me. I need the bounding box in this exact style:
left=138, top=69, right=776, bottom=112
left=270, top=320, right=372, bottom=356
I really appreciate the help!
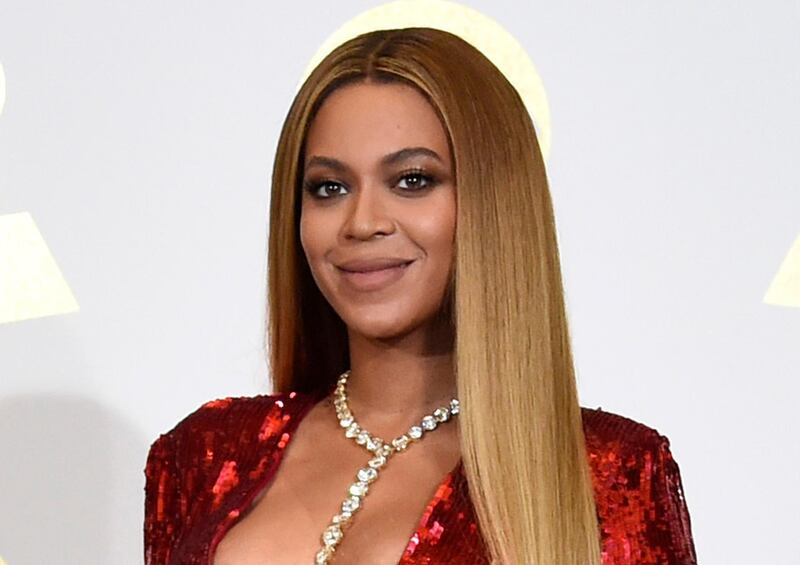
left=144, top=27, right=697, bottom=564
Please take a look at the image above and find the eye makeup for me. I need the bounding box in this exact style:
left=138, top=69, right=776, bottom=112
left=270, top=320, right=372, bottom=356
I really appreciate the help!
left=302, top=166, right=439, bottom=200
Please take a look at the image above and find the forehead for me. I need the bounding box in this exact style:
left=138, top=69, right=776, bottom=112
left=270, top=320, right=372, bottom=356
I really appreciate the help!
left=304, top=81, right=451, bottom=166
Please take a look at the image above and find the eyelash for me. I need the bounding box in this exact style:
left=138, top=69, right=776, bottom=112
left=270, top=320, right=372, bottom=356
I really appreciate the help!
left=302, top=167, right=437, bottom=200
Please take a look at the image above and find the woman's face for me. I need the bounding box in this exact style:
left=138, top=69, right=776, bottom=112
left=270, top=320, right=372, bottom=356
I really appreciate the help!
left=299, top=80, right=456, bottom=341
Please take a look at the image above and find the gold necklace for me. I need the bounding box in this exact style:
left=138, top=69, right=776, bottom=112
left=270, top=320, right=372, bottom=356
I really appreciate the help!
left=313, top=369, right=460, bottom=564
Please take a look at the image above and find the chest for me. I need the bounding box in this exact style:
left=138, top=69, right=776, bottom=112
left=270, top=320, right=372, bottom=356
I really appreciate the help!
left=212, top=433, right=461, bottom=565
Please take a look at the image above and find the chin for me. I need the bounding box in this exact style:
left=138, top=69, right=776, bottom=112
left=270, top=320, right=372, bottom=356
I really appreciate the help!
left=343, top=309, right=420, bottom=341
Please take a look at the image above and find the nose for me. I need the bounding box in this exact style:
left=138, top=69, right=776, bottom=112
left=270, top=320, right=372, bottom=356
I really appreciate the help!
left=342, top=181, right=395, bottom=241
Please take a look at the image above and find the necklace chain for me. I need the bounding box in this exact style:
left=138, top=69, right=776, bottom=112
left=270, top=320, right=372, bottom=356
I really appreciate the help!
left=313, top=369, right=460, bottom=564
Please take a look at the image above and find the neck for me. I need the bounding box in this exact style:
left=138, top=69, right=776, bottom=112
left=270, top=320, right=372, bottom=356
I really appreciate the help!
left=341, top=321, right=457, bottom=433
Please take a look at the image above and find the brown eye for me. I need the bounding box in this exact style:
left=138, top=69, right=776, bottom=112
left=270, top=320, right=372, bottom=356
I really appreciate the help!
left=396, top=168, right=436, bottom=192
left=303, top=179, right=349, bottom=199
left=398, top=173, right=429, bottom=190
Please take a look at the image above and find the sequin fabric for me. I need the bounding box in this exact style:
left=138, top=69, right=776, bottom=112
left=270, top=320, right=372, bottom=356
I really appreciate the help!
left=144, top=392, right=697, bottom=564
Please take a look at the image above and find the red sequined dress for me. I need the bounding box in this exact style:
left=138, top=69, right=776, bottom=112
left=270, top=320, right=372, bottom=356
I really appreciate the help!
left=144, top=391, right=697, bottom=564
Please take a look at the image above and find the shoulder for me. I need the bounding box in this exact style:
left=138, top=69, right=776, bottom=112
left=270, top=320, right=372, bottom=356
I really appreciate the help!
left=579, top=404, right=680, bottom=494
left=580, top=405, right=671, bottom=456
left=579, top=406, right=698, bottom=564
left=146, top=391, right=318, bottom=464
left=143, top=392, right=319, bottom=561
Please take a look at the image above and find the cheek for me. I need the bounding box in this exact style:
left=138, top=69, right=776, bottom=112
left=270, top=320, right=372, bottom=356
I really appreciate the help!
left=299, top=207, right=328, bottom=263
left=298, top=212, right=312, bottom=259
left=412, top=194, right=456, bottom=262
left=299, top=209, right=328, bottom=289
left=299, top=207, right=341, bottom=300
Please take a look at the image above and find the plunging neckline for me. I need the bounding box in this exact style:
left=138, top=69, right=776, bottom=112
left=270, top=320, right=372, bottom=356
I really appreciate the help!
left=207, top=392, right=464, bottom=565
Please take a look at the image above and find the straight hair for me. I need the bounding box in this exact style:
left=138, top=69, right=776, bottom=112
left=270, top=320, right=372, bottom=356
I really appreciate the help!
left=266, top=27, right=601, bottom=564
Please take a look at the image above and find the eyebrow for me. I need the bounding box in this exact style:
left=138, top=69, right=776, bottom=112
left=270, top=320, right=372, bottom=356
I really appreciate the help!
left=304, top=146, right=443, bottom=173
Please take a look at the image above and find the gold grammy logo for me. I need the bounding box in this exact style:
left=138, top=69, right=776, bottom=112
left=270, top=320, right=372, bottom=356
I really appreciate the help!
left=764, top=233, right=800, bottom=307
left=0, top=61, right=80, bottom=325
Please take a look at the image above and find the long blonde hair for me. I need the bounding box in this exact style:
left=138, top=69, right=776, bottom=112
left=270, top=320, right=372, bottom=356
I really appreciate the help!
left=266, top=27, right=601, bottom=565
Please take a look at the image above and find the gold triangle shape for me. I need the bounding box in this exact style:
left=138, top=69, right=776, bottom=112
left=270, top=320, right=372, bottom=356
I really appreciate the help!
left=0, top=211, right=80, bottom=324
left=763, top=232, right=800, bottom=308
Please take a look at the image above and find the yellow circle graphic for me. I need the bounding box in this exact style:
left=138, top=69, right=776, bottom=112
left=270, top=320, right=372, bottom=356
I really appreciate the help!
left=296, top=0, right=551, bottom=161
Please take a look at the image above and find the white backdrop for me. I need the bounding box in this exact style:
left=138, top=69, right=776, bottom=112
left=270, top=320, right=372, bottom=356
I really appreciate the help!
left=1, top=1, right=798, bottom=563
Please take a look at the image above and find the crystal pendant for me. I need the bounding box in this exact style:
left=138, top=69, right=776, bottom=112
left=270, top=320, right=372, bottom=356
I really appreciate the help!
left=312, top=369, right=460, bottom=564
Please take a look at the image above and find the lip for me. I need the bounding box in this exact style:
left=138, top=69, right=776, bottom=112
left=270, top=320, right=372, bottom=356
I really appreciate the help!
left=337, top=257, right=415, bottom=272
left=336, top=259, right=415, bottom=291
